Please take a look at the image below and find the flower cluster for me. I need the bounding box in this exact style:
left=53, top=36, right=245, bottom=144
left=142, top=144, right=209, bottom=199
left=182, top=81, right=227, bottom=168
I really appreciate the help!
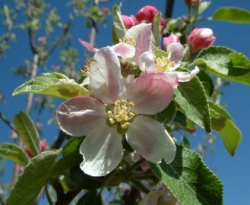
left=122, top=5, right=165, bottom=33
left=56, top=9, right=202, bottom=177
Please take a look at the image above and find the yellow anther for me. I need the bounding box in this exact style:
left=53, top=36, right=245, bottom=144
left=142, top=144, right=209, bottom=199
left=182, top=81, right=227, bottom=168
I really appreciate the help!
left=156, top=57, right=176, bottom=72
left=119, top=37, right=136, bottom=47
left=107, top=99, right=135, bottom=129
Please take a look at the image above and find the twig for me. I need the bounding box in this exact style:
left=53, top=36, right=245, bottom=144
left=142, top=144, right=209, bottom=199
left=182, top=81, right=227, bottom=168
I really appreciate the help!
left=165, top=0, right=175, bottom=18
left=0, top=112, right=17, bottom=133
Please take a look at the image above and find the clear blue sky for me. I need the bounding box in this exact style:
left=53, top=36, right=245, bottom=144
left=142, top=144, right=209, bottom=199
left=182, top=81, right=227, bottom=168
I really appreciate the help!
left=1, top=0, right=250, bottom=204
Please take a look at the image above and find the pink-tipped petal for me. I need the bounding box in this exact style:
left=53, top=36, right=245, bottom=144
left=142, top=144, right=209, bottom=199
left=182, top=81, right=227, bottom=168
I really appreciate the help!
left=134, top=24, right=153, bottom=65
left=112, top=43, right=135, bottom=61
left=80, top=125, right=123, bottom=176
left=167, top=42, right=184, bottom=64
left=128, top=73, right=176, bottom=115
left=90, top=47, right=122, bottom=103
left=126, top=116, right=176, bottom=163
left=79, top=38, right=97, bottom=53
left=56, top=96, right=106, bottom=137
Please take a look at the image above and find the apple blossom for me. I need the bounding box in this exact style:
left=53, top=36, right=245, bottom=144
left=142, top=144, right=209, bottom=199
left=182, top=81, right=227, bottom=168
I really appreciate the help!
left=162, top=34, right=180, bottom=51
left=56, top=47, right=177, bottom=177
left=187, top=28, right=216, bottom=53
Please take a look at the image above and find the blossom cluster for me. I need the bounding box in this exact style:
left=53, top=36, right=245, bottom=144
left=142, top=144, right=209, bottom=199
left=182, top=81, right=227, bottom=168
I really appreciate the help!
left=56, top=5, right=215, bottom=177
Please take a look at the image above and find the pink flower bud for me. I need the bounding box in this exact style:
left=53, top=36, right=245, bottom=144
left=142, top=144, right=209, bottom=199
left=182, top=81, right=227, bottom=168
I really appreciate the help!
left=185, top=0, right=201, bottom=7
left=136, top=5, right=165, bottom=33
left=162, top=34, right=180, bottom=50
left=25, top=139, right=47, bottom=158
left=187, top=28, right=216, bottom=53
left=136, top=5, right=159, bottom=23
left=101, top=7, right=110, bottom=15
left=121, top=15, right=136, bottom=29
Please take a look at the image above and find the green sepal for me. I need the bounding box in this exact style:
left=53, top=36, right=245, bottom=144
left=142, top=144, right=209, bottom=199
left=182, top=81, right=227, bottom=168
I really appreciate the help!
left=0, top=143, right=29, bottom=165
left=12, top=72, right=89, bottom=99
left=213, top=7, right=250, bottom=23
left=13, top=111, right=40, bottom=157
left=149, top=145, right=223, bottom=205
left=209, top=102, right=242, bottom=156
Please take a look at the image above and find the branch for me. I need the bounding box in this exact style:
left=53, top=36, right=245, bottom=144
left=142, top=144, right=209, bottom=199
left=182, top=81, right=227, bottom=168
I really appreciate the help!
left=165, top=0, right=175, bottom=18
left=0, top=112, right=17, bottom=133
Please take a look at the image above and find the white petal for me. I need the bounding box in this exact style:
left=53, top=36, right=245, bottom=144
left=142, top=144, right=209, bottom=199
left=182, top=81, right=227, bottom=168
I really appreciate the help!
left=80, top=125, right=123, bottom=177
left=56, top=96, right=107, bottom=137
left=139, top=52, right=155, bottom=72
left=126, top=116, right=176, bottom=163
left=90, top=47, right=122, bottom=103
left=167, top=42, right=184, bottom=63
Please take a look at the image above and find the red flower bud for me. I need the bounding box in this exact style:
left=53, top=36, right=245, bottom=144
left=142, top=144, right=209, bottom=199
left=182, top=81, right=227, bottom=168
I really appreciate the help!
left=187, top=28, right=216, bottom=53
left=25, top=139, right=47, bottom=158
left=162, top=34, right=180, bottom=50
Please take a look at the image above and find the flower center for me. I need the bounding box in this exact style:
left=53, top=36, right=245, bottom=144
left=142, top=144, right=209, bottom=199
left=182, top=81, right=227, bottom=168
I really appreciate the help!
left=120, top=37, right=136, bottom=47
left=107, top=99, right=135, bottom=129
left=155, top=57, right=176, bottom=72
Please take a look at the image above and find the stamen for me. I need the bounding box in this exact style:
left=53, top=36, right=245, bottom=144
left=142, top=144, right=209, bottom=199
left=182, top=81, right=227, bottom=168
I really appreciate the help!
left=107, top=99, right=135, bottom=129
left=119, top=37, right=136, bottom=47
left=155, top=57, right=176, bottom=72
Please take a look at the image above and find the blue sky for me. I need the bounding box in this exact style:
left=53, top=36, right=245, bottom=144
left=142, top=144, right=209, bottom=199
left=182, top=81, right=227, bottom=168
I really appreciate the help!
left=1, top=0, right=250, bottom=204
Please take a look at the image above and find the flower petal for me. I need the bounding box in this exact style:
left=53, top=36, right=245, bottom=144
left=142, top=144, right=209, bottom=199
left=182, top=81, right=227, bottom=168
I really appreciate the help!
left=79, top=38, right=97, bottom=53
left=112, top=43, right=135, bottom=61
left=134, top=24, right=153, bottom=65
left=128, top=73, right=176, bottom=115
left=90, top=47, right=122, bottom=103
left=167, top=42, right=184, bottom=63
left=170, top=66, right=200, bottom=82
left=56, top=96, right=106, bottom=137
left=138, top=51, right=155, bottom=72
left=126, top=116, right=176, bottom=163
left=80, top=124, right=123, bottom=176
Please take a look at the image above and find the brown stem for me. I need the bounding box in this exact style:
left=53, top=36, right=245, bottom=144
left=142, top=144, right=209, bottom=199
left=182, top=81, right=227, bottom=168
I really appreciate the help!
left=0, top=112, right=17, bottom=133
left=165, top=0, right=175, bottom=18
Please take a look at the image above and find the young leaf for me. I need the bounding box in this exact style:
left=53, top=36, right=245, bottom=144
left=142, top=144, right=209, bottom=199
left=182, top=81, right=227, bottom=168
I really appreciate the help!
left=14, top=111, right=40, bottom=157
left=0, top=143, right=29, bottom=165
left=149, top=146, right=223, bottom=205
left=194, top=46, right=250, bottom=85
left=197, top=70, right=214, bottom=96
left=174, top=77, right=211, bottom=133
left=12, top=72, right=89, bottom=100
left=198, top=1, right=211, bottom=14
left=112, top=4, right=126, bottom=44
left=152, top=12, right=161, bottom=47
left=6, top=150, right=61, bottom=205
left=210, top=102, right=242, bottom=156
left=213, top=7, right=250, bottom=23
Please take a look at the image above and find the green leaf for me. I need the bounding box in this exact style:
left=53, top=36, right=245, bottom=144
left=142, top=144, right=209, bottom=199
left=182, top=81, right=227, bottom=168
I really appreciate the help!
left=209, top=102, right=242, bottom=156
left=197, top=70, right=214, bottom=96
left=76, top=190, right=103, bottom=205
left=174, top=77, right=211, bottom=133
left=112, top=4, right=126, bottom=44
left=6, top=150, right=61, bottom=205
left=152, top=12, right=161, bottom=47
left=12, top=72, right=89, bottom=99
left=14, top=111, right=40, bottom=157
left=149, top=146, right=223, bottom=205
left=70, top=166, right=104, bottom=190
left=0, top=143, right=29, bottom=165
left=213, top=7, right=250, bottom=23
left=156, top=100, right=176, bottom=125
left=194, top=46, right=250, bottom=85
